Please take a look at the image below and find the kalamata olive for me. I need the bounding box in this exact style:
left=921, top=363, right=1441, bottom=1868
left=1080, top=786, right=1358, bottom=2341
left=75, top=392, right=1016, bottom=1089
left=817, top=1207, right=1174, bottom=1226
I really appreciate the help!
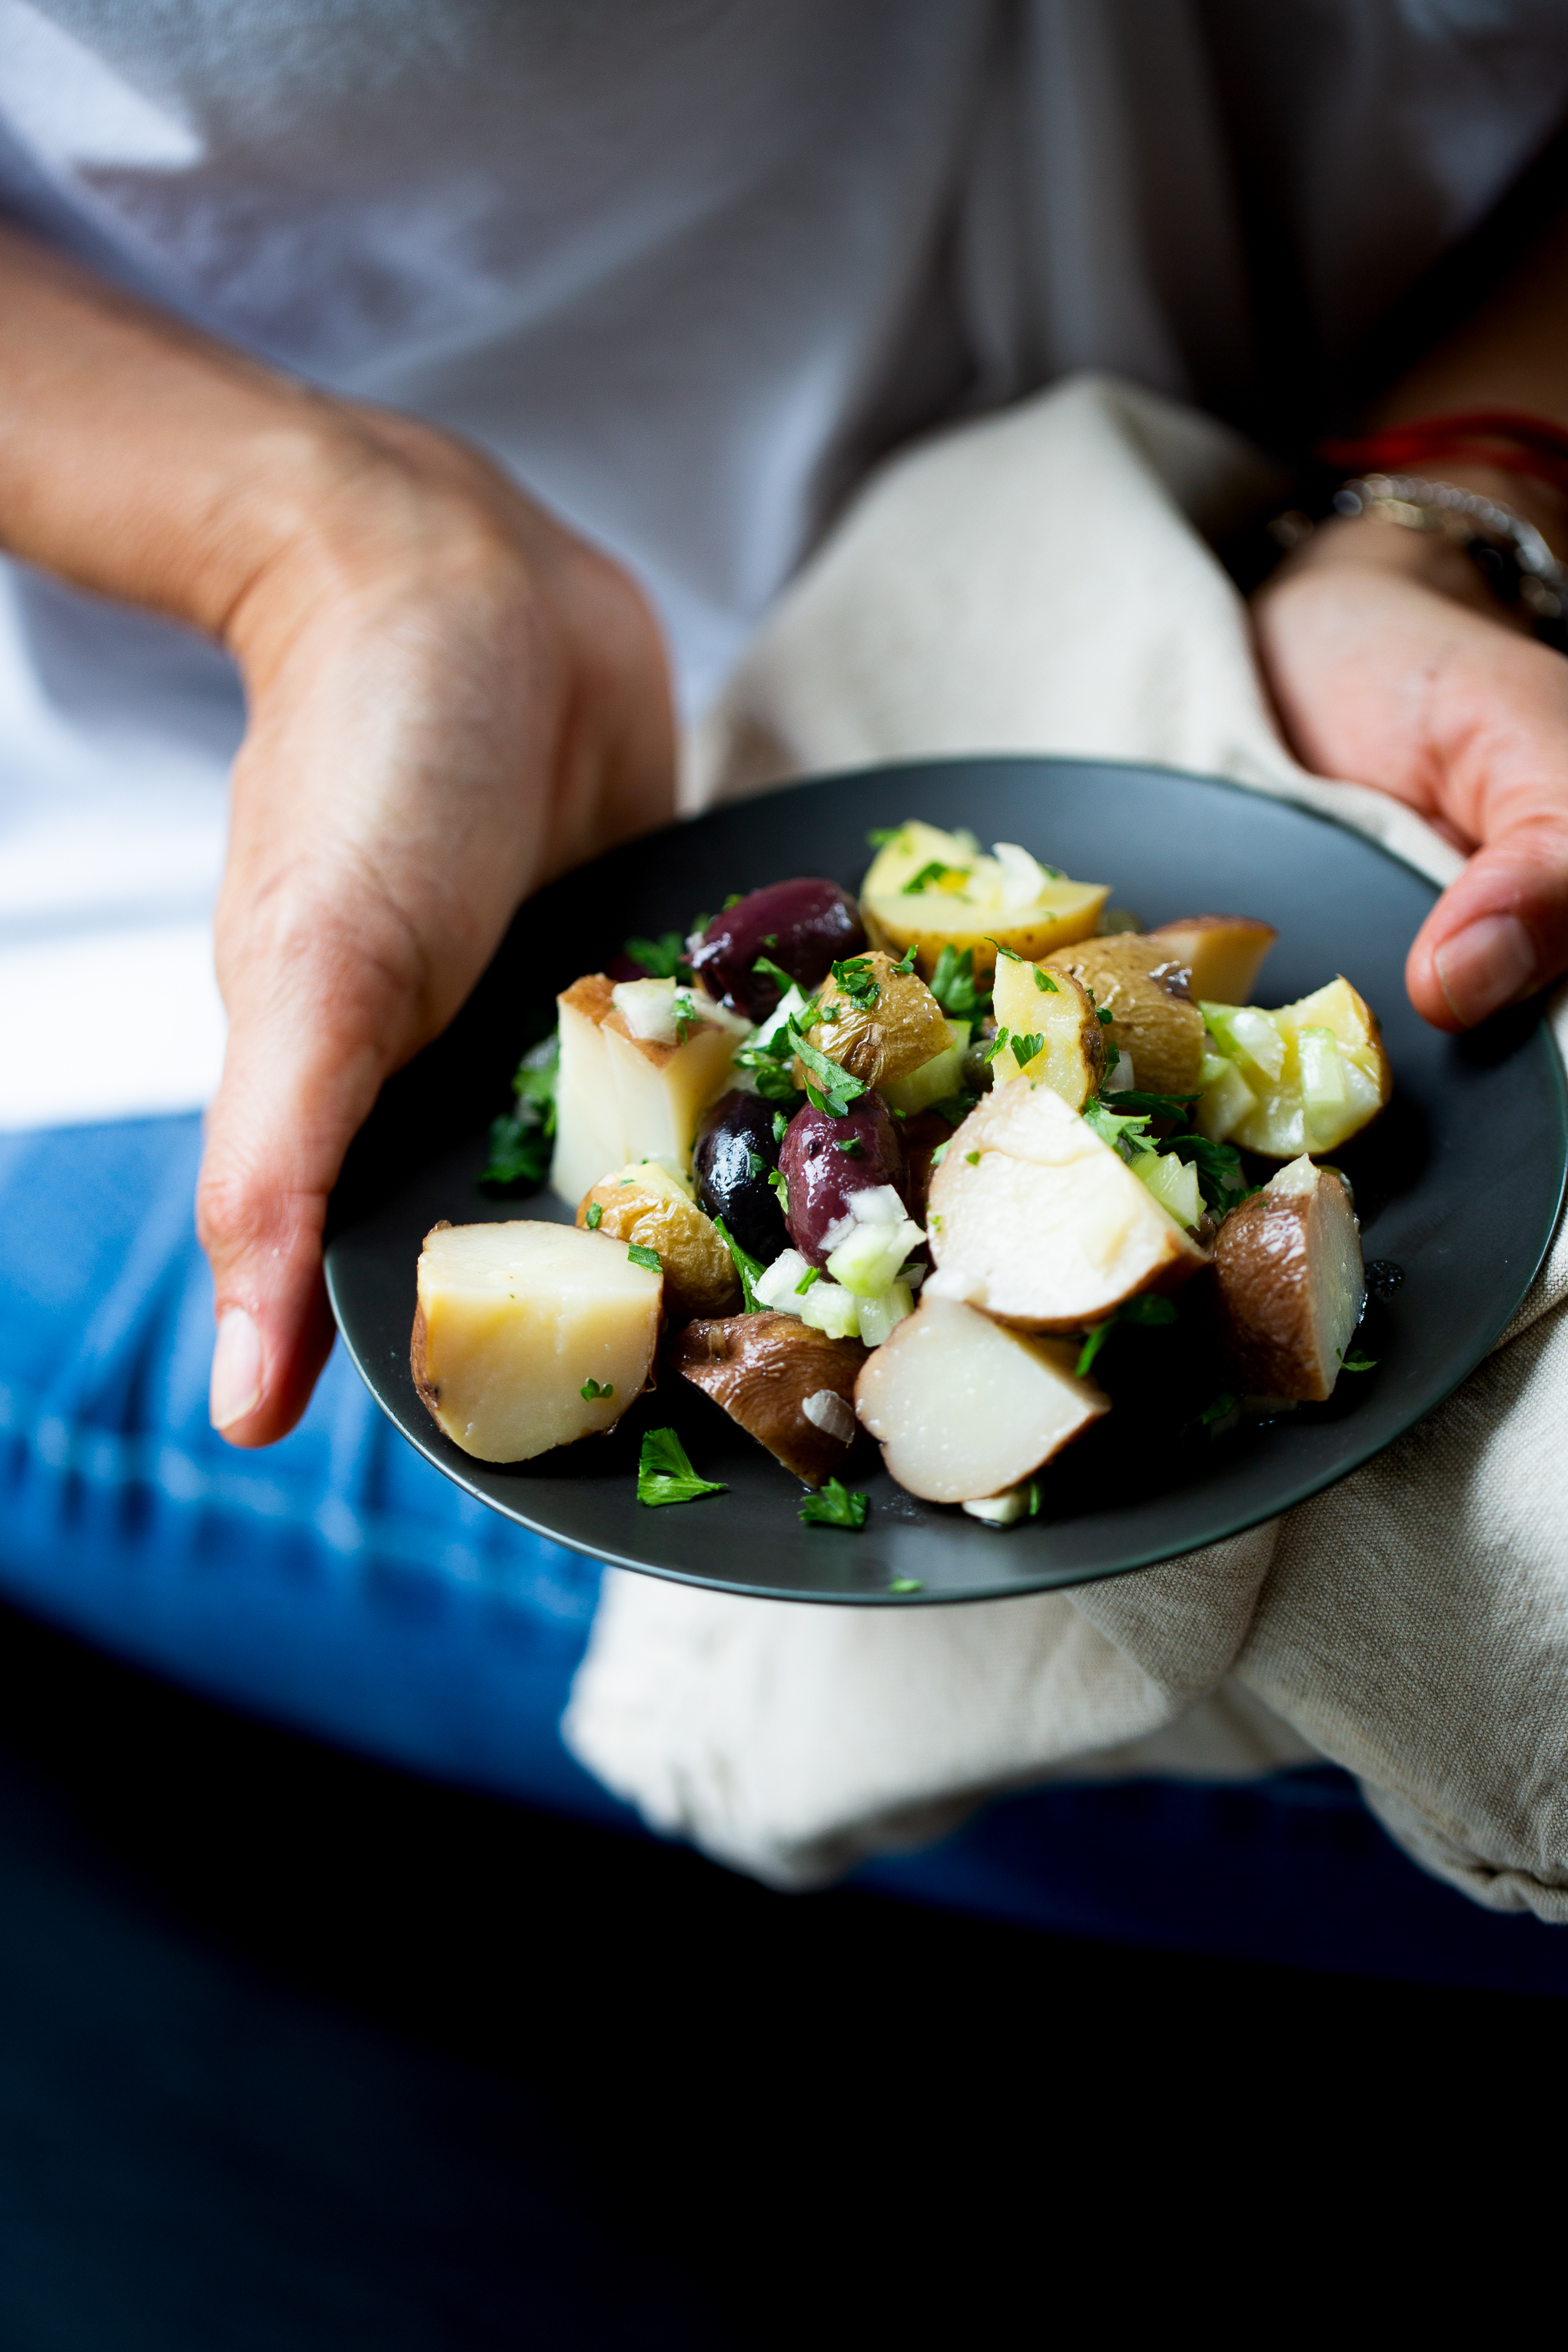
left=691, top=879, right=865, bottom=1021
left=693, top=1090, right=790, bottom=1263
left=779, top=1096, right=907, bottom=1267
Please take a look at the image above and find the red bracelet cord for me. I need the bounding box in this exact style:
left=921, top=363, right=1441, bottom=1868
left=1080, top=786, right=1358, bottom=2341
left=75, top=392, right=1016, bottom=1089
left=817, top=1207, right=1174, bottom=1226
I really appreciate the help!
left=1317, top=407, right=1568, bottom=499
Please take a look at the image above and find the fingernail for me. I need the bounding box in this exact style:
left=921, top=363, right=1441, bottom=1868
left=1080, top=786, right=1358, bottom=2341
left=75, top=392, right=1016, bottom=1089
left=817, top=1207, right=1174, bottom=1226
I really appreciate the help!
left=1434, top=913, right=1536, bottom=1026
left=210, top=1308, right=263, bottom=1430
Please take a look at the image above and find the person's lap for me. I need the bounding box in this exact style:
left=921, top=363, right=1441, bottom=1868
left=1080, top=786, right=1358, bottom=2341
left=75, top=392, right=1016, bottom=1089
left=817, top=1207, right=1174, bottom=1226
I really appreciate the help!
left=8, top=1112, right=1568, bottom=2001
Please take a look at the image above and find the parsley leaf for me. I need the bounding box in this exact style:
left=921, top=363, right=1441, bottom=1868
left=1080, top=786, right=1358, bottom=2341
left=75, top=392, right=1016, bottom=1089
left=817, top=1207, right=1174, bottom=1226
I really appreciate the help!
left=751, top=953, right=798, bottom=998
left=893, top=945, right=919, bottom=975
left=888, top=1576, right=922, bottom=1593
left=929, top=943, right=990, bottom=1022
left=1034, top=969, right=1059, bottom=992
left=673, top=991, right=698, bottom=1043
left=866, top=826, right=903, bottom=849
left=790, top=1027, right=869, bottom=1118
left=479, top=1029, right=560, bottom=1191
left=1340, top=1350, right=1378, bottom=1373
left=746, top=1149, right=764, bottom=1179
left=799, top=1478, right=870, bottom=1530
left=1081, top=1098, right=1158, bottom=1154
left=627, top=1242, right=661, bottom=1273
left=637, top=1427, right=727, bottom=1507
left=834, top=1137, right=864, bottom=1157
left=988, top=940, right=1022, bottom=962
left=1011, top=1031, right=1045, bottom=1068
left=830, top=955, right=882, bottom=1010
left=585, top=1201, right=603, bottom=1230
left=580, top=1377, right=614, bottom=1401
left=772, top=1108, right=789, bottom=1144
left=624, top=931, right=691, bottom=982
left=795, top=1265, right=821, bottom=1294
left=1075, top=1292, right=1179, bottom=1379
left=713, top=1217, right=766, bottom=1311
left=981, top=1026, right=1012, bottom=1063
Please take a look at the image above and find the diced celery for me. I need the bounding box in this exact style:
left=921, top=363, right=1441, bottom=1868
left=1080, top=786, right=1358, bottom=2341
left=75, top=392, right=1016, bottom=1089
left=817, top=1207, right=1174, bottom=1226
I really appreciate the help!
left=881, top=1035, right=964, bottom=1115
left=1196, top=1058, right=1256, bottom=1144
left=1201, top=1002, right=1285, bottom=1081
left=799, top=1280, right=861, bottom=1340
left=1299, top=1025, right=1352, bottom=1151
left=1198, top=1050, right=1231, bottom=1089
left=1131, top=1149, right=1202, bottom=1230
left=855, top=1282, right=915, bottom=1348
left=826, top=1217, right=923, bottom=1298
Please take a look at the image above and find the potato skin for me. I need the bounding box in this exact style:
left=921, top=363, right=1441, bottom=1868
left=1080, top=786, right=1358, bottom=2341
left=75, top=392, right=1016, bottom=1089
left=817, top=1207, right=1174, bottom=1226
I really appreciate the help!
left=1042, top=935, right=1206, bottom=1096
left=576, top=1170, right=739, bottom=1321
left=1210, top=1168, right=1360, bottom=1402
left=793, top=952, right=952, bottom=1089
left=669, top=1313, right=868, bottom=1487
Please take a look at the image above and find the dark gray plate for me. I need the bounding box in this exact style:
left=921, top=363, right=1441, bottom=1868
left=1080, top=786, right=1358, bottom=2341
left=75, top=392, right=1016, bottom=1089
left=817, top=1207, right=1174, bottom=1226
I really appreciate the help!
left=325, top=757, right=1566, bottom=1605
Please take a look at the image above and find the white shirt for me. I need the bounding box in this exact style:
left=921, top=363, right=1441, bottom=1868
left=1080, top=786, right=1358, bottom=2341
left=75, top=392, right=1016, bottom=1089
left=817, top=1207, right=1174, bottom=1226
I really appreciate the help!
left=2, top=0, right=1564, bottom=1126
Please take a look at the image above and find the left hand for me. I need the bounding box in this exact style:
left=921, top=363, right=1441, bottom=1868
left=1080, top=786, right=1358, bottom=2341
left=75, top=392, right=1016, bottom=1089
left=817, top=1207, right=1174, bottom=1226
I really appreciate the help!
left=1254, top=506, right=1568, bottom=1030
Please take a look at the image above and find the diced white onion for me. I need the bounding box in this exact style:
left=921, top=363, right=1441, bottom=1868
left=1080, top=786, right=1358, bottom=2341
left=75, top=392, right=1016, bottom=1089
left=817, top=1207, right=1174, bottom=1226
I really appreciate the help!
left=754, top=1249, right=814, bottom=1314
left=802, top=1389, right=856, bottom=1443
left=849, top=1184, right=911, bottom=1227
left=962, top=1486, right=1031, bottom=1526
left=1102, top=1051, right=1136, bottom=1094
left=855, top=1282, right=915, bottom=1347
left=611, top=976, right=679, bottom=1043
left=992, top=841, right=1050, bottom=910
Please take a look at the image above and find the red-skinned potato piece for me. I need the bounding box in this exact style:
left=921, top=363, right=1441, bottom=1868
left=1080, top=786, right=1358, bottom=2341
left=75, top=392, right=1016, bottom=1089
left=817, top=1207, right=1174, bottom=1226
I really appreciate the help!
left=669, top=1313, right=868, bottom=1487
left=1210, top=1156, right=1364, bottom=1402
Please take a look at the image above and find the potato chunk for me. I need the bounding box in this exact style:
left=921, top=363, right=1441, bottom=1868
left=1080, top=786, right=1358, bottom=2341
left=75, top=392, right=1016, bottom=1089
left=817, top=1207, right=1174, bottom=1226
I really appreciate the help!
left=854, top=1294, right=1108, bottom=1503
left=860, top=821, right=1108, bottom=985
left=412, top=1220, right=661, bottom=1463
left=1211, top=1158, right=1364, bottom=1401
left=924, top=1078, right=1208, bottom=1329
left=577, top=1162, right=740, bottom=1322
left=552, top=973, right=742, bottom=1206
left=669, top=1313, right=867, bottom=1487
left=1041, top=934, right=1207, bottom=1097
left=1201, top=976, right=1391, bottom=1158
left=1143, top=914, right=1277, bottom=1005
left=990, top=955, right=1105, bottom=1107
left=792, top=951, right=952, bottom=1090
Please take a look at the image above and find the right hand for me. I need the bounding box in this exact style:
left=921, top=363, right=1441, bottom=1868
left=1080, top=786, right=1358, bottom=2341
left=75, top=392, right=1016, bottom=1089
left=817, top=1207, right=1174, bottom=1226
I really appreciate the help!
left=200, top=406, right=676, bottom=1445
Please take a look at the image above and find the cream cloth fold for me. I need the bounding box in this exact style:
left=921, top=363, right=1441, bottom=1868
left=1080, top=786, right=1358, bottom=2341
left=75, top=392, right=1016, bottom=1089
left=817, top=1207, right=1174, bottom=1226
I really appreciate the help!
left=564, top=374, right=1568, bottom=1914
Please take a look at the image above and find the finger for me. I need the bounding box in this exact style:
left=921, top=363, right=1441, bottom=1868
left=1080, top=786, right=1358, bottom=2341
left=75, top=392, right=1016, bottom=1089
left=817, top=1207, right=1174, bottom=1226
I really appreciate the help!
left=1404, top=645, right=1568, bottom=1030
left=198, top=908, right=413, bottom=1446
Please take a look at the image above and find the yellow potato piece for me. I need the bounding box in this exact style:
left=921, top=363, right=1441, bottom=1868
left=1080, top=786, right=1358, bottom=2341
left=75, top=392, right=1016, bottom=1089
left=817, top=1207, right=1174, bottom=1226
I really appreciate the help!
left=412, top=1219, right=661, bottom=1463
left=793, top=951, right=952, bottom=1088
left=577, top=1162, right=740, bottom=1321
left=860, top=821, right=1108, bottom=985
left=990, top=956, right=1104, bottom=1106
left=552, top=973, right=740, bottom=1206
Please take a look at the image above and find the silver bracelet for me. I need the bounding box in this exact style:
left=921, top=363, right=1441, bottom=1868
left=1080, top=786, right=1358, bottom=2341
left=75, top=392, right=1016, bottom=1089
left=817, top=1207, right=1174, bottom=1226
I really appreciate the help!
left=1333, top=472, right=1566, bottom=638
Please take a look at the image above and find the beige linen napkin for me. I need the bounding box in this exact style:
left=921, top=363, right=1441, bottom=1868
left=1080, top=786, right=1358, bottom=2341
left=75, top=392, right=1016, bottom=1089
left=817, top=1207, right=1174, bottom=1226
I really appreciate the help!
left=564, top=374, right=1568, bottom=1915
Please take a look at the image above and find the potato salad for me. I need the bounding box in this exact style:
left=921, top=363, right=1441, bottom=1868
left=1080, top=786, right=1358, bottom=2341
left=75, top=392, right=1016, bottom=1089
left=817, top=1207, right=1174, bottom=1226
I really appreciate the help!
left=411, top=822, right=1392, bottom=1532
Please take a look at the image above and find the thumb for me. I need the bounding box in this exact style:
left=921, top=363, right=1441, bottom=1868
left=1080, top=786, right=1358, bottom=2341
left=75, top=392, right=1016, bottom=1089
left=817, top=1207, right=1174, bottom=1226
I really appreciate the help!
left=1404, top=663, right=1568, bottom=1030
left=198, top=915, right=410, bottom=1447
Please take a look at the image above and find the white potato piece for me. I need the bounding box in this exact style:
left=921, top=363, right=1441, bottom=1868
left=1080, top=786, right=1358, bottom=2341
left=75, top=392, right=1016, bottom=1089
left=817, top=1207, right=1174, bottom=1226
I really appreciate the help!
left=924, top=1078, right=1208, bottom=1329
left=854, top=1294, right=1108, bottom=1503
left=860, top=821, right=1108, bottom=985
left=1211, top=1156, right=1364, bottom=1402
left=551, top=973, right=741, bottom=1205
left=412, top=1219, right=661, bottom=1463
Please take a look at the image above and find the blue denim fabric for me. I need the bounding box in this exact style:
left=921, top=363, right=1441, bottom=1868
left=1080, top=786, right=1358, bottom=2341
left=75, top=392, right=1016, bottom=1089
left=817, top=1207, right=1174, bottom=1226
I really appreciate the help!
left=5, top=1114, right=1566, bottom=1997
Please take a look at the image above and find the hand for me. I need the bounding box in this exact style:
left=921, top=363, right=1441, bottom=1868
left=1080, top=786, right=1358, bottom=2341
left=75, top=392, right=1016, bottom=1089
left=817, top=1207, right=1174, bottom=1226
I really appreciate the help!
left=1253, top=498, right=1568, bottom=1034
left=200, top=410, right=675, bottom=1445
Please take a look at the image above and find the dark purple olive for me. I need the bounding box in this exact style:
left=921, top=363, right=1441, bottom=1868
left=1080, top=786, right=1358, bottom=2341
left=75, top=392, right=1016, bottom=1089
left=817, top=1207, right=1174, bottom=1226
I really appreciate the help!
left=691, top=879, right=865, bottom=1021
left=779, top=1096, right=907, bottom=1267
left=693, top=1090, right=790, bottom=1263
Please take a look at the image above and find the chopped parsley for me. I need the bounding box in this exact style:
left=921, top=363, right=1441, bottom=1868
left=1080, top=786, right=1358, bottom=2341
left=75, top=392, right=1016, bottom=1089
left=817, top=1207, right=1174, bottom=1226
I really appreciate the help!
left=965, top=1149, right=980, bottom=1164
left=767, top=1168, right=790, bottom=1211
left=1340, top=1350, right=1378, bottom=1373
left=714, top=1217, right=766, bottom=1311
left=1075, top=1294, right=1178, bottom=1380
left=772, top=1108, right=789, bottom=1144
left=751, top=952, right=797, bottom=997
left=799, top=1478, right=870, bottom=1530
left=480, top=1029, right=560, bottom=1191
left=888, top=1576, right=922, bottom=1593
left=673, top=991, right=698, bottom=1043
left=1096, top=1005, right=1115, bottom=1025
left=982, top=1026, right=1012, bottom=1064
left=791, top=1027, right=869, bottom=1119
left=636, top=1427, right=727, bottom=1507
left=988, top=940, right=1022, bottom=962
left=580, top=1377, right=614, bottom=1401
left=929, top=944, right=990, bottom=1022
left=834, top=1137, right=864, bottom=1156
left=585, top=1201, right=603, bottom=1230
left=746, top=1149, right=764, bottom=1179
left=1034, top=968, right=1059, bottom=992
left=830, top=955, right=882, bottom=1010
left=623, top=931, right=692, bottom=982
left=795, top=1265, right=822, bottom=1295
left=627, top=1243, right=661, bottom=1273
left=904, top=860, right=968, bottom=895
left=1011, top=1031, right=1045, bottom=1068
left=893, top=945, right=919, bottom=975
left=866, top=826, right=904, bottom=849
